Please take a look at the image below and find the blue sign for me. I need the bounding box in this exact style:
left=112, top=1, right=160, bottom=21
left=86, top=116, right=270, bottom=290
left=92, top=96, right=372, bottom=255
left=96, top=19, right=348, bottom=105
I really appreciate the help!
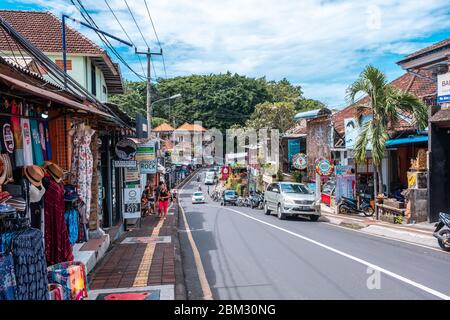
left=288, top=139, right=301, bottom=164
left=438, top=95, right=450, bottom=103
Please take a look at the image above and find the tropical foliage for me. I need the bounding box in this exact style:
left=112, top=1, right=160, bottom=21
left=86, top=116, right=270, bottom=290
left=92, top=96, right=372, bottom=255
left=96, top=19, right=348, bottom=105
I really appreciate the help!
left=346, top=65, right=428, bottom=194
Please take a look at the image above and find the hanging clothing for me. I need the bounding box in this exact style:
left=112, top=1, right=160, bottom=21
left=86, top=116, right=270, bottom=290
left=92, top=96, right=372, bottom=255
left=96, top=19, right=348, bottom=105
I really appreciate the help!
left=0, top=113, right=16, bottom=170
left=38, top=121, right=48, bottom=161
left=11, top=228, right=49, bottom=300
left=64, top=208, right=79, bottom=246
left=47, top=261, right=88, bottom=300
left=44, top=176, right=73, bottom=266
left=70, top=125, right=95, bottom=224
left=44, top=121, right=52, bottom=161
left=11, top=101, right=24, bottom=167
left=29, top=111, right=44, bottom=166
left=0, top=252, right=17, bottom=300
left=21, top=105, right=33, bottom=166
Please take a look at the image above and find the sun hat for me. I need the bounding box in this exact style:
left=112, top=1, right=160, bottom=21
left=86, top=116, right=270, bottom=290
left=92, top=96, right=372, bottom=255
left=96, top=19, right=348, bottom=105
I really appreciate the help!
left=24, top=165, right=45, bottom=187
left=45, top=162, right=64, bottom=183
left=64, top=185, right=79, bottom=202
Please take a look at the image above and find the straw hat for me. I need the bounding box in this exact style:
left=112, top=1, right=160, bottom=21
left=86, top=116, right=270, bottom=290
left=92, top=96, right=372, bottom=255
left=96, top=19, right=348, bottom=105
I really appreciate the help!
left=0, top=156, right=6, bottom=185
left=24, top=165, right=45, bottom=187
left=46, top=162, right=64, bottom=183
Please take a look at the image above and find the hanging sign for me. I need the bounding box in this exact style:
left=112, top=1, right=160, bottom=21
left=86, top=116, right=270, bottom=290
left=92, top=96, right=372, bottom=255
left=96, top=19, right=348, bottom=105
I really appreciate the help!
left=438, top=73, right=450, bottom=103
left=114, top=160, right=137, bottom=168
left=125, top=167, right=140, bottom=183
left=316, top=158, right=334, bottom=176
left=123, top=187, right=141, bottom=220
left=115, top=138, right=137, bottom=160
left=221, top=166, right=230, bottom=181
left=135, top=140, right=156, bottom=161
left=139, top=160, right=157, bottom=174
left=292, top=153, right=307, bottom=170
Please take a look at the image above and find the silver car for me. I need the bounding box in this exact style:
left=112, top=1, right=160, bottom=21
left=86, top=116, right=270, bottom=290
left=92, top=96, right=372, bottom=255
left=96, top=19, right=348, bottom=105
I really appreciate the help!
left=264, top=182, right=321, bottom=221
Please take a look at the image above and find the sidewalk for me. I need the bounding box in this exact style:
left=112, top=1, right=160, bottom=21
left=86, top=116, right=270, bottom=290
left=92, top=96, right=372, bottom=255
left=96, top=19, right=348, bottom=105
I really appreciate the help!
left=320, top=204, right=440, bottom=250
left=86, top=204, right=184, bottom=300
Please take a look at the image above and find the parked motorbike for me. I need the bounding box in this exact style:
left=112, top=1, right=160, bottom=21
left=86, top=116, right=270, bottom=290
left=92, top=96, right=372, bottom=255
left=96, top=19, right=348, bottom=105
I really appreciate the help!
left=337, top=196, right=374, bottom=217
left=433, top=212, right=450, bottom=251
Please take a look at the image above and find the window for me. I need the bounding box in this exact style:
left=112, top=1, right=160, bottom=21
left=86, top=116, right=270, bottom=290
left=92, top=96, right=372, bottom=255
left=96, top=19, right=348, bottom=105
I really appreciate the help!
left=91, top=63, right=97, bottom=96
left=280, top=184, right=310, bottom=194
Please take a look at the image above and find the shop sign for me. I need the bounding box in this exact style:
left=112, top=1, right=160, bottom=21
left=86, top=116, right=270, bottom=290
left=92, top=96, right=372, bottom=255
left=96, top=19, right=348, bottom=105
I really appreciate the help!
left=123, top=187, right=141, bottom=220
left=438, top=73, right=450, bottom=103
left=316, top=159, right=334, bottom=176
left=114, top=160, right=137, bottom=168
left=221, top=166, right=230, bottom=180
left=335, top=165, right=353, bottom=176
left=292, top=153, right=307, bottom=170
left=115, top=139, right=137, bottom=160
left=136, top=140, right=156, bottom=161
left=344, top=116, right=372, bottom=150
left=140, top=160, right=157, bottom=174
left=125, top=167, right=140, bottom=183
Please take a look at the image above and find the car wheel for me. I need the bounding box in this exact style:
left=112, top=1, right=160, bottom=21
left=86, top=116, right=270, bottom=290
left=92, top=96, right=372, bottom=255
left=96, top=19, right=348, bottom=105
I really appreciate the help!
left=264, top=202, right=271, bottom=215
left=277, top=204, right=286, bottom=220
left=310, top=215, right=320, bottom=222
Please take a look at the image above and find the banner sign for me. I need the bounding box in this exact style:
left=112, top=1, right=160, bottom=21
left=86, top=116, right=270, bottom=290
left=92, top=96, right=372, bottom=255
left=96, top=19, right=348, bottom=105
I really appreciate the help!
left=123, top=187, right=141, bottom=220
left=438, top=73, right=450, bottom=103
left=140, top=160, right=157, bottom=174
left=344, top=116, right=372, bottom=150
left=288, top=139, right=301, bottom=164
left=115, top=139, right=137, bottom=160
left=316, top=158, right=334, bottom=176
left=114, top=160, right=137, bottom=168
left=335, top=165, right=353, bottom=176
left=136, top=140, right=156, bottom=161
left=292, top=153, right=307, bottom=170
left=125, top=167, right=140, bottom=183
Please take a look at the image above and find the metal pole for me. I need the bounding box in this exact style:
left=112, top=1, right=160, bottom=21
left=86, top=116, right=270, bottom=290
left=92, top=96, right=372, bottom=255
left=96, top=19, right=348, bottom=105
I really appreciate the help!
left=62, top=15, right=67, bottom=89
left=147, top=48, right=152, bottom=135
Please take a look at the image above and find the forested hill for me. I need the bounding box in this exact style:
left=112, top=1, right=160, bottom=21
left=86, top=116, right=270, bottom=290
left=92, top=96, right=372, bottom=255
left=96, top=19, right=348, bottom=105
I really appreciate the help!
left=109, top=72, right=325, bottom=131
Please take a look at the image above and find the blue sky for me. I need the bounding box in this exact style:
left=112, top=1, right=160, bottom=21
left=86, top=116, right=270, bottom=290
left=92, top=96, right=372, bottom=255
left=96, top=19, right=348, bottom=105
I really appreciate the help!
left=3, top=0, right=450, bottom=108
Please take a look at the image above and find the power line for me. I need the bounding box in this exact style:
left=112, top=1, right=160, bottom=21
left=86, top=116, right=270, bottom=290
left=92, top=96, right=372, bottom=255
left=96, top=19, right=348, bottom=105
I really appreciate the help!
left=103, top=0, right=146, bottom=77
left=143, top=0, right=167, bottom=78
left=72, top=0, right=146, bottom=80
left=123, top=0, right=149, bottom=48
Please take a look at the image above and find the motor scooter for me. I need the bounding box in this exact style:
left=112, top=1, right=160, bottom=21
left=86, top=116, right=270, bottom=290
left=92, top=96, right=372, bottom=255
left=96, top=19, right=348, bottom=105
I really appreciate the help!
left=433, top=212, right=450, bottom=252
left=337, top=196, right=374, bottom=217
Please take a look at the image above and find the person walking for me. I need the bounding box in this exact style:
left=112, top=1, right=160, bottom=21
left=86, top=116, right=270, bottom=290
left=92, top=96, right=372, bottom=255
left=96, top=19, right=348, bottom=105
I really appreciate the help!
left=154, top=181, right=163, bottom=216
left=158, top=183, right=171, bottom=220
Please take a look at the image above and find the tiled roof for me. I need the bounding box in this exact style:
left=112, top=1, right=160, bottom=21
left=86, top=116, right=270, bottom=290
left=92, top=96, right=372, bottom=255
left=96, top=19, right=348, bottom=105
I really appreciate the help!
left=401, top=37, right=450, bottom=61
left=175, top=123, right=207, bottom=132
left=332, top=70, right=436, bottom=136
left=0, top=10, right=104, bottom=55
left=153, top=123, right=175, bottom=132
left=0, top=10, right=123, bottom=94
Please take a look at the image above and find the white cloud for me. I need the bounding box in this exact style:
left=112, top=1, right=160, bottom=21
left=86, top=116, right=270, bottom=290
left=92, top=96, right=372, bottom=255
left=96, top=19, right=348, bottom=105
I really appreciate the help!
left=11, top=0, right=450, bottom=105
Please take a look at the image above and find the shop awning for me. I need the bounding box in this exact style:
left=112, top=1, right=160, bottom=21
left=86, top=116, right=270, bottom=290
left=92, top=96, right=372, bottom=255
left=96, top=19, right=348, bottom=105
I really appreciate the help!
left=0, top=72, right=114, bottom=119
left=386, top=135, right=428, bottom=147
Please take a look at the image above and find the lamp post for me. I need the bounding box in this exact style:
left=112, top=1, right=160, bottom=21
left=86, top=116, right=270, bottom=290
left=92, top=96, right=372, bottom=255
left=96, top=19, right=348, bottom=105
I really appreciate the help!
left=151, top=94, right=182, bottom=131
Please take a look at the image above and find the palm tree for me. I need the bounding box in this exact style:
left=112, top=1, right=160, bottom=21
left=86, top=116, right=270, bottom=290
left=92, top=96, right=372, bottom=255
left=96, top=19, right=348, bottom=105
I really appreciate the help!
left=346, top=65, right=428, bottom=197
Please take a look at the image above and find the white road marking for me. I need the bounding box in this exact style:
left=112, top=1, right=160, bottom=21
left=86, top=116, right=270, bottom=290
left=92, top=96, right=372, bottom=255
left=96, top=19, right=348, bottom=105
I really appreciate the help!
left=209, top=204, right=450, bottom=300
left=178, top=173, right=214, bottom=300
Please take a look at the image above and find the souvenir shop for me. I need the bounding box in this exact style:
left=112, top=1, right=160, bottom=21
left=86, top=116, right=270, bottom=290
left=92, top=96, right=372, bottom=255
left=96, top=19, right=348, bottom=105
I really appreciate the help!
left=0, top=91, right=101, bottom=300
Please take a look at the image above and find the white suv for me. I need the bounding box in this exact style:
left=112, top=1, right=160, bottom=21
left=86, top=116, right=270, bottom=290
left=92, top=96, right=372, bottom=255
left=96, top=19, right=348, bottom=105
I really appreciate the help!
left=264, top=182, right=321, bottom=221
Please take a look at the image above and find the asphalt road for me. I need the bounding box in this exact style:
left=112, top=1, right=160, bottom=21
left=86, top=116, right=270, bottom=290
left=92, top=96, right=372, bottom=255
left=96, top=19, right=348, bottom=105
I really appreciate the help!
left=179, top=170, right=450, bottom=300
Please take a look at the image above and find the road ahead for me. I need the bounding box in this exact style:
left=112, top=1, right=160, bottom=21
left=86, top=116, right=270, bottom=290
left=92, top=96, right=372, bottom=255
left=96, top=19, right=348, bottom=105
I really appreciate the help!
left=178, top=170, right=450, bottom=300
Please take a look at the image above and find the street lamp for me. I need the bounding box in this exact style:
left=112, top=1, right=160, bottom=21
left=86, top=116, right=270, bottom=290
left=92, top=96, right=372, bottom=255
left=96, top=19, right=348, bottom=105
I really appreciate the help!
left=151, top=94, right=182, bottom=128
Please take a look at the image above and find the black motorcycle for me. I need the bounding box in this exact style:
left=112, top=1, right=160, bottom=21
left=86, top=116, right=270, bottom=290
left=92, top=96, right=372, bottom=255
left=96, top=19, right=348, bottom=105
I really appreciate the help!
left=337, top=196, right=374, bottom=217
left=433, top=212, right=450, bottom=252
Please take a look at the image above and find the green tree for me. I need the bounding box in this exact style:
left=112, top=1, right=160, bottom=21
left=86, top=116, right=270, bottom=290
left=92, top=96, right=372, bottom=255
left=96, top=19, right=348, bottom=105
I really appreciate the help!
left=346, top=65, right=428, bottom=194
left=109, top=81, right=150, bottom=118
left=297, top=98, right=326, bottom=112
left=246, top=101, right=296, bottom=132
left=152, top=117, right=169, bottom=128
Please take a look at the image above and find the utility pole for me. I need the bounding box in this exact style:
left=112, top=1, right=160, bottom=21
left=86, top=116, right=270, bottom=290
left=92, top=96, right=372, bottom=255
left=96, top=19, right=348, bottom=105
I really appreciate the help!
left=135, top=48, right=162, bottom=137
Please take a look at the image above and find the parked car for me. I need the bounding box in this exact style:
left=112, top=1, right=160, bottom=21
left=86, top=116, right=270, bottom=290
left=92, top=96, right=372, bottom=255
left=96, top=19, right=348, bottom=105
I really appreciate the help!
left=264, top=182, right=321, bottom=221
left=204, top=171, right=216, bottom=185
left=222, top=190, right=238, bottom=206
left=192, top=191, right=206, bottom=204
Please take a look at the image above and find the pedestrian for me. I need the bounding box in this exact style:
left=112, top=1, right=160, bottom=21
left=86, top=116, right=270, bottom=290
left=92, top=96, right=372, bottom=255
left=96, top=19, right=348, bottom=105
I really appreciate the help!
left=207, top=185, right=210, bottom=195
left=158, top=183, right=171, bottom=220
left=154, top=181, right=164, bottom=216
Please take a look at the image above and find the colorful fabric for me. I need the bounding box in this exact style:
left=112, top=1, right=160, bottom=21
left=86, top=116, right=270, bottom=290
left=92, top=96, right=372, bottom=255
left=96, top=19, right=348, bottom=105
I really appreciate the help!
left=11, top=100, right=24, bottom=167
left=30, top=116, right=44, bottom=166
left=48, top=283, right=64, bottom=300
left=64, top=208, right=79, bottom=245
left=21, top=112, right=33, bottom=166
left=38, top=121, right=48, bottom=161
left=70, top=125, right=95, bottom=224
left=11, top=228, right=49, bottom=300
left=44, top=121, right=52, bottom=161
left=47, top=261, right=88, bottom=300
left=44, top=177, right=73, bottom=266
left=0, top=252, right=17, bottom=300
